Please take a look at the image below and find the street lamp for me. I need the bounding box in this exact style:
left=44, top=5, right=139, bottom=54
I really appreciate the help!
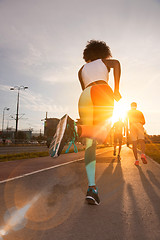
left=2, top=107, right=10, bottom=132
left=10, top=86, right=28, bottom=133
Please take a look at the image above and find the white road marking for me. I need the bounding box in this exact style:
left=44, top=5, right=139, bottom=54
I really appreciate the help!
left=0, top=150, right=109, bottom=184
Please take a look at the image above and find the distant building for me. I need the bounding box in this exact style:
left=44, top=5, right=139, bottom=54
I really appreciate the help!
left=44, top=118, right=59, bottom=147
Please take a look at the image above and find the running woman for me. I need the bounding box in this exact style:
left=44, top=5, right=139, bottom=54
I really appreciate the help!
left=49, top=40, right=122, bottom=205
left=126, top=102, right=147, bottom=166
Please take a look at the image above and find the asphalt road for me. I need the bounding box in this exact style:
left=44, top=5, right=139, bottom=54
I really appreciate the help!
left=0, top=145, right=48, bottom=155
left=0, top=146, right=160, bottom=240
left=0, top=144, right=85, bottom=155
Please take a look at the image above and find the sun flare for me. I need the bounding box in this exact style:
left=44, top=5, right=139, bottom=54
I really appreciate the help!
left=112, top=99, right=129, bottom=125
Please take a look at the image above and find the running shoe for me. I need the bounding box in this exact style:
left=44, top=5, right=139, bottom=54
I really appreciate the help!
left=49, top=114, right=78, bottom=157
left=117, top=154, right=121, bottom=160
left=141, top=154, right=147, bottom=164
left=134, top=160, right=139, bottom=166
left=86, top=187, right=100, bottom=205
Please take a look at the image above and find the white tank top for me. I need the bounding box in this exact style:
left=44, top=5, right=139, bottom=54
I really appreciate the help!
left=81, top=59, right=109, bottom=88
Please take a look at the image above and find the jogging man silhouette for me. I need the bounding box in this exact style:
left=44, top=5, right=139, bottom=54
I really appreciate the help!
left=126, top=102, right=147, bottom=166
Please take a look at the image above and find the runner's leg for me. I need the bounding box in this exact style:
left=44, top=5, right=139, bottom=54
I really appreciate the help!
left=78, top=87, right=96, bottom=187
left=132, top=141, right=138, bottom=160
left=78, top=84, right=114, bottom=186
left=118, top=136, right=122, bottom=155
left=139, top=139, right=145, bottom=154
left=113, top=135, right=117, bottom=156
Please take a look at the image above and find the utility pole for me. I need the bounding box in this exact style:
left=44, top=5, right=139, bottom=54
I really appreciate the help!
left=10, top=86, right=28, bottom=134
left=15, top=90, right=19, bottom=133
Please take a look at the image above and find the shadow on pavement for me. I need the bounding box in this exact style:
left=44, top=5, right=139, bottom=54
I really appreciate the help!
left=138, top=167, right=160, bottom=222
left=126, top=183, right=149, bottom=239
left=146, top=169, right=160, bottom=190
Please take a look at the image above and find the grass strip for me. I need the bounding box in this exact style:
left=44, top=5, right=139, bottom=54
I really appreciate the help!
left=145, top=143, right=160, bottom=164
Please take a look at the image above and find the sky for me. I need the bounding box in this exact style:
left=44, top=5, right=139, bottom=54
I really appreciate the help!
left=0, top=0, right=160, bottom=135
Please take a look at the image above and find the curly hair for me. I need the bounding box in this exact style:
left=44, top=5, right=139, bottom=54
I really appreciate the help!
left=83, top=40, right=112, bottom=62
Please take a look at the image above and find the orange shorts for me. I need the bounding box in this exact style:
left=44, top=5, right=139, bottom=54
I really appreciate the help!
left=78, top=84, right=114, bottom=126
left=130, top=123, right=144, bottom=141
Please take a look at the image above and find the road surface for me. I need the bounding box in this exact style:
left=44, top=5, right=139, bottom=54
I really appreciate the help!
left=0, top=143, right=85, bottom=155
left=0, top=145, right=48, bottom=155
left=0, top=146, right=160, bottom=240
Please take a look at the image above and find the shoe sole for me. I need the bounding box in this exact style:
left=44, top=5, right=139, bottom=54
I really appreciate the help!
left=86, top=196, right=99, bottom=205
left=49, top=114, right=68, bottom=157
left=135, top=162, right=139, bottom=166
left=141, top=156, right=147, bottom=164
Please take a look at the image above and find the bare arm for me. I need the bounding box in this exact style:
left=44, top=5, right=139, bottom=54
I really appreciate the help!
left=140, top=112, right=145, bottom=125
left=78, top=66, right=85, bottom=90
left=102, top=59, right=122, bottom=101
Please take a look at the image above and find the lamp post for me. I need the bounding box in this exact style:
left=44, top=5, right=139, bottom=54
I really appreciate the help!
left=2, top=107, right=10, bottom=132
left=10, top=86, right=28, bottom=133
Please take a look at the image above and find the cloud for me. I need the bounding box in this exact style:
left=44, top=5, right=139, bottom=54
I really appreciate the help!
left=21, top=89, right=68, bottom=114
left=0, top=83, right=68, bottom=120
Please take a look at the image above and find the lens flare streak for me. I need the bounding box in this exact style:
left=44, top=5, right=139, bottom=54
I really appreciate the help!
left=0, top=194, right=40, bottom=238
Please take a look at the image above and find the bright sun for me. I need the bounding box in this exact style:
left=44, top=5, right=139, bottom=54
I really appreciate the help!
left=112, top=99, right=130, bottom=125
